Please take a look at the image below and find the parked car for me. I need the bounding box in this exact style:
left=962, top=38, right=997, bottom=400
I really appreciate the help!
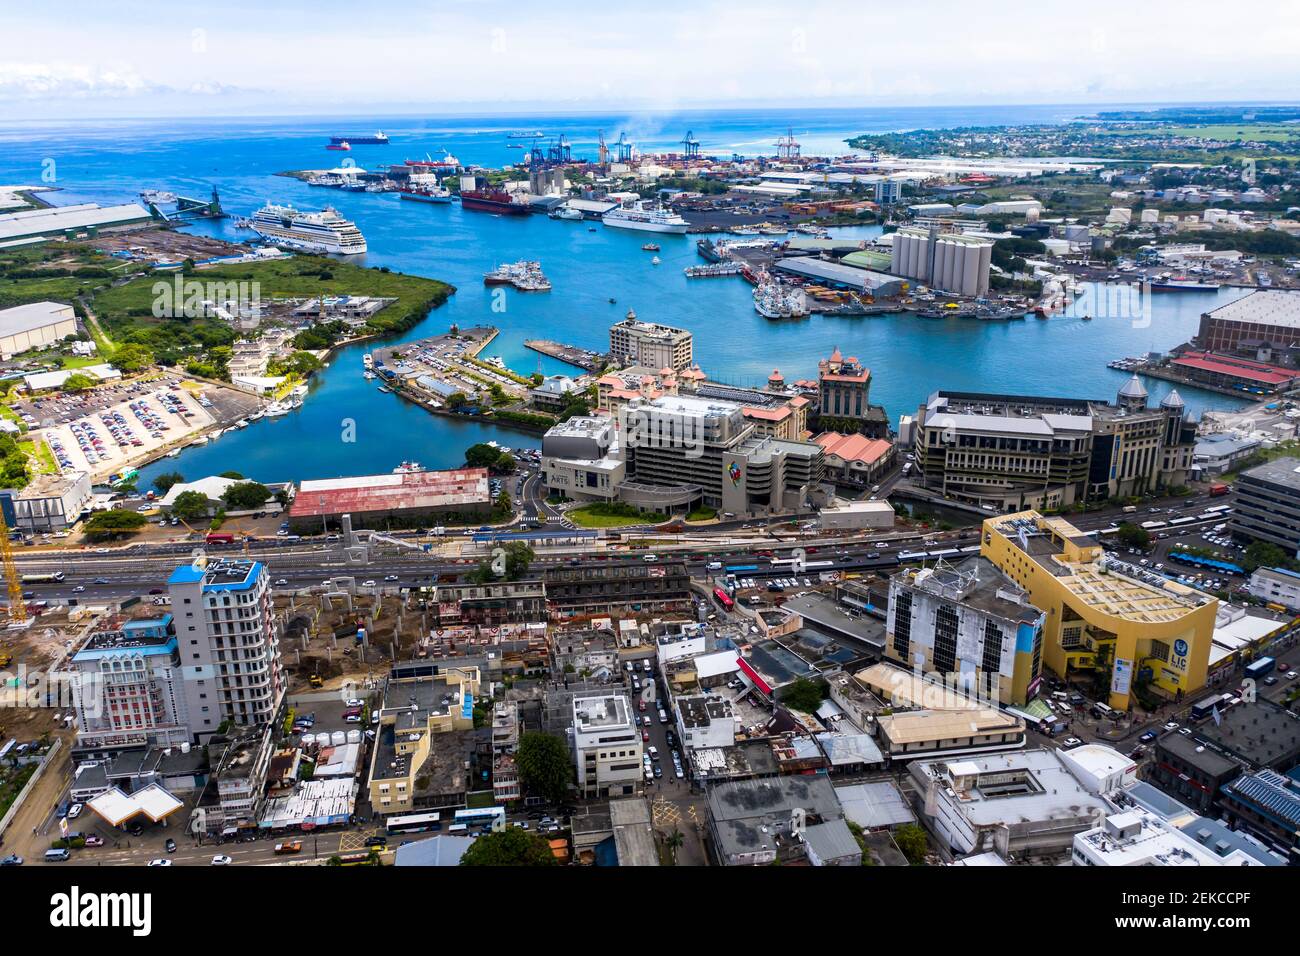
left=274, top=841, right=302, bottom=855
left=83, top=835, right=104, bottom=847
left=0, top=854, right=22, bottom=866
left=147, top=859, right=173, bottom=866
left=164, top=838, right=176, bottom=853
left=210, top=855, right=233, bottom=866
left=67, top=803, right=83, bottom=819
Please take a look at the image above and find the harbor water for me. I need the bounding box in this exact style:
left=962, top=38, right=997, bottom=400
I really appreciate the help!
left=0, top=108, right=1252, bottom=487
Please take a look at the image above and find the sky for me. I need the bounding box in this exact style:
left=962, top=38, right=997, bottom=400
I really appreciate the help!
left=2, top=0, right=1298, bottom=119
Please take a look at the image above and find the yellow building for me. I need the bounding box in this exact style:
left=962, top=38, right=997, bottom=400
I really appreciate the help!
left=980, top=511, right=1217, bottom=711
left=367, top=665, right=480, bottom=814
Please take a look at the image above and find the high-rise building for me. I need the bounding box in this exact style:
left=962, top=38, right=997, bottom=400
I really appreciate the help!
left=817, top=347, right=888, bottom=437
left=609, top=310, right=693, bottom=371
left=981, top=511, right=1218, bottom=711
left=911, top=379, right=1194, bottom=512
left=885, top=557, right=1047, bottom=705
left=1229, top=457, right=1300, bottom=557
left=167, top=557, right=284, bottom=739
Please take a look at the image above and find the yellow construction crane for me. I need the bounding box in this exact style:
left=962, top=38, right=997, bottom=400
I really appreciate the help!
left=0, top=509, right=26, bottom=623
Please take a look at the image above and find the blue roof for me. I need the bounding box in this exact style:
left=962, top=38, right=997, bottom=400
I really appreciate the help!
left=167, top=565, right=206, bottom=585
left=1225, top=770, right=1300, bottom=830
left=1263, top=566, right=1300, bottom=581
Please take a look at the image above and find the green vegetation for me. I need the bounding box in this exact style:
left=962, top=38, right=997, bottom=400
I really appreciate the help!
left=0, top=762, right=37, bottom=820
left=1242, top=541, right=1300, bottom=574
left=82, top=509, right=148, bottom=540
left=0, top=244, right=123, bottom=311
left=221, top=480, right=272, bottom=511
left=464, top=442, right=516, bottom=473
left=893, top=824, right=930, bottom=865
left=0, top=432, right=32, bottom=489
left=515, top=731, right=573, bottom=804
left=60, top=372, right=97, bottom=392
left=459, top=827, right=559, bottom=866
left=781, top=677, right=826, bottom=714
left=91, top=255, right=454, bottom=376
left=566, top=502, right=659, bottom=528
left=170, top=490, right=211, bottom=522
left=153, top=471, right=185, bottom=493
left=266, top=351, right=323, bottom=378
left=686, top=506, right=717, bottom=521
left=470, top=541, right=535, bottom=583
left=1116, top=523, right=1151, bottom=551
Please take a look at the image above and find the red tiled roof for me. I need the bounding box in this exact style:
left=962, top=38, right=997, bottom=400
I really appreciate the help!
left=814, top=431, right=893, bottom=464
left=289, top=468, right=490, bottom=518
left=1171, top=351, right=1298, bottom=387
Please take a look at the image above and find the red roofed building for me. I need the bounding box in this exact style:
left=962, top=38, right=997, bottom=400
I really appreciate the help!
left=287, top=467, right=491, bottom=531
left=1169, top=350, right=1299, bottom=394
left=817, top=347, right=890, bottom=438
left=814, top=431, right=896, bottom=484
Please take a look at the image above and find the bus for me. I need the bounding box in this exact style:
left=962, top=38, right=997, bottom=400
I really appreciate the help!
left=453, top=806, right=506, bottom=832
left=20, top=572, right=65, bottom=583
left=897, top=551, right=928, bottom=563
left=725, top=564, right=759, bottom=574
left=1205, top=504, right=1231, bottom=515
left=1168, top=516, right=1196, bottom=527
left=385, top=811, right=442, bottom=837
left=206, top=532, right=236, bottom=544
left=1190, top=693, right=1233, bottom=722
left=712, top=587, right=735, bottom=611
left=1140, top=521, right=1168, bottom=531
left=769, top=558, right=834, bottom=570
left=335, top=850, right=378, bottom=866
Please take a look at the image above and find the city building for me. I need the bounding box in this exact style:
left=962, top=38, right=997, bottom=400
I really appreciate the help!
left=981, top=512, right=1218, bottom=710
left=705, top=775, right=852, bottom=866
left=1193, top=433, right=1262, bottom=476
left=885, top=557, right=1047, bottom=705
left=1168, top=350, right=1299, bottom=395
left=572, top=694, right=643, bottom=798
left=675, top=694, right=737, bottom=750
left=1248, top=566, right=1300, bottom=611
left=68, top=615, right=193, bottom=754
left=529, top=374, right=580, bottom=412
left=912, top=382, right=1195, bottom=512
left=0, top=300, right=78, bottom=359
left=813, top=431, right=895, bottom=485
left=0, top=471, right=92, bottom=532
left=1230, top=457, right=1300, bottom=557
left=817, top=499, right=896, bottom=530
left=287, top=467, right=491, bottom=532
left=543, top=560, right=692, bottom=616
left=608, top=310, right=692, bottom=371
left=1072, top=807, right=1262, bottom=866
left=539, top=416, right=625, bottom=503
left=817, top=348, right=890, bottom=437
left=911, top=748, right=1113, bottom=860
left=1195, top=289, right=1300, bottom=352
left=890, top=226, right=993, bottom=297
left=1218, top=770, right=1300, bottom=858
left=368, top=665, right=480, bottom=814
left=167, top=558, right=284, bottom=739
left=1149, top=729, right=1243, bottom=813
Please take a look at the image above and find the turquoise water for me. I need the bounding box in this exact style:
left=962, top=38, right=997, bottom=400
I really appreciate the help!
left=0, top=107, right=1250, bottom=487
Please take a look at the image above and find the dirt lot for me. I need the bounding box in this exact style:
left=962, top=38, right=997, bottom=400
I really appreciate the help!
left=90, top=227, right=253, bottom=265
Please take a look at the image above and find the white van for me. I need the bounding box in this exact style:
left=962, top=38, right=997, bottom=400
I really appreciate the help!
left=642, top=553, right=658, bottom=563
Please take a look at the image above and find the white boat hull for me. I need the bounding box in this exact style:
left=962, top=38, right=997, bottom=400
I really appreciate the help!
left=602, top=217, right=688, bottom=234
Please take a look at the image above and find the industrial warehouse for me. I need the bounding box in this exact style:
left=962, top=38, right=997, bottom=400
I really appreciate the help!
left=286, top=467, right=492, bottom=531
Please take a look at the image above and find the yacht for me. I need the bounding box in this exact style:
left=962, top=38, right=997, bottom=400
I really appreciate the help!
left=602, top=201, right=689, bottom=234
left=551, top=206, right=583, bottom=221
left=247, top=203, right=368, bottom=254
left=263, top=402, right=290, bottom=418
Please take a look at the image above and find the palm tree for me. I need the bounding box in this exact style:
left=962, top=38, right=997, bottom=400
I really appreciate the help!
left=665, top=829, right=684, bottom=865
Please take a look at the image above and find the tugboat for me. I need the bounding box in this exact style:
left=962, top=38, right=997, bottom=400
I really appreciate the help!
left=641, top=243, right=661, bottom=252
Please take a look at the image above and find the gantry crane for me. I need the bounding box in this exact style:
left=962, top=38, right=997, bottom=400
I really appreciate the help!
left=0, top=509, right=26, bottom=623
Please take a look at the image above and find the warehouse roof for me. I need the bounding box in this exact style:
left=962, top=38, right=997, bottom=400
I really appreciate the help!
left=773, top=257, right=903, bottom=291
left=1204, top=290, right=1300, bottom=330
left=0, top=202, right=152, bottom=243
left=290, top=467, right=490, bottom=517
left=0, top=300, right=74, bottom=337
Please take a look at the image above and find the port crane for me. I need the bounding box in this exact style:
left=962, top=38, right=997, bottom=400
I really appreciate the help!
left=597, top=130, right=609, bottom=169
left=615, top=132, right=634, bottom=163
left=0, top=508, right=25, bottom=623
left=680, top=130, right=701, bottom=159
left=775, top=128, right=801, bottom=160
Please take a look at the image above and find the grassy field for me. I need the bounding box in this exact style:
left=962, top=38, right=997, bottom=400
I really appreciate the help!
left=20, top=436, right=56, bottom=475
left=566, top=503, right=659, bottom=528
left=1103, top=123, right=1300, bottom=143
left=0, top=242, right=124, bottom=310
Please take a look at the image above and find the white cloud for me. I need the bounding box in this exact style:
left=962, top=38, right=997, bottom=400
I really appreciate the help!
left=0, top=61, right=250, bottom=101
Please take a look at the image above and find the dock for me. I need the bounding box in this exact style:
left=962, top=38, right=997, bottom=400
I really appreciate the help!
left=524, top=339, right=607, bottom=372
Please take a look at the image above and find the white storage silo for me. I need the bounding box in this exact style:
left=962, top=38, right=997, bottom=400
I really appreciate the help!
left=331, top=730, right=346, bottom=746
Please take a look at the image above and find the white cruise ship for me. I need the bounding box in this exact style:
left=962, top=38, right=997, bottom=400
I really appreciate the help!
left=248, top=203, right=368, bottom=254
left=602, top=201, right=689, bottom=235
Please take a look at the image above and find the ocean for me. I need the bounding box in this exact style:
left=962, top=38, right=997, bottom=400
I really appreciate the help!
left=0, top=105, right=1250, bottom=488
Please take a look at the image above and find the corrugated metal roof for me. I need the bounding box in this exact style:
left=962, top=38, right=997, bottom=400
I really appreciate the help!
left=290, top=468, right=490, bottom=517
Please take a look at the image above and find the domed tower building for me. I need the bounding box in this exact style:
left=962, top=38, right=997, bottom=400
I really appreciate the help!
left=1085, top=375, right=1197, bottom=499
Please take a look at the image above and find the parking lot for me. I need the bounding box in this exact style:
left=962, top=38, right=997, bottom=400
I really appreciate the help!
left=42, top=381, right=217, bottom=478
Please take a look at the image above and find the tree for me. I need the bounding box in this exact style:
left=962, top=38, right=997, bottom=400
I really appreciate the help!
left=470, top=541, right=534, bottom=583
left=464, top=442, right=500, bottom=468
left=170, top=490, right=211, bottom=522
left=221, top=481, right=272, bottom=511
left=1116, top=523, right=1151, bottom=551
left=495, top=451, right=515, bottom=473
left=446, top=392, right=469, bottom=409
left=61, top=373, right=97, bottom=392
left=893, top=824, right=929, bottom=865
left=109, top=343, right=154, bottom=373
left=781, top=677, right=825, bottom=713
left=459, top=827, right=558, bottom=867
left=1243, top=540, right=1292, bottom=573
left=665, top=829, right=685, bottom=865
left=82, top=509, right=147, bottom=540
left=218, top=471, right=244, bottom=480
left=515, top=731, right=572, bottom=803
left=153, top=471, right=185, bottom=494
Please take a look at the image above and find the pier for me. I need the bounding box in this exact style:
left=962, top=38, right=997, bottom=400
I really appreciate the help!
left=524, top=339, right=607, bottom=372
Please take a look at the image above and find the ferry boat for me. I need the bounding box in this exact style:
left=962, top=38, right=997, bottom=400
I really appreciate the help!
left=393, top=460, right=425, bottom=473
left=248, top=203, right=368, bottom=255
left=330, top=132, right=388, bottom=145
left=602, top=201, right=689, bottom=234
left=460, top=187, right=531, bottom=215
left=399, top=185, right=451, bottom=204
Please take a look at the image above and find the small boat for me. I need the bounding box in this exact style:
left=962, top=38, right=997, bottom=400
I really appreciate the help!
left=393, top=460, right=424, bottom=473
left=608, top=297, right=617, bottom=304
left=378, top=385, right=392, bottom=394
left=326, top=141, right=351, bottom=151
left=1081, top=314, right=1093, bottom=321
left=165, top=449, right=181, bottom=458
left=651, top=256, right=661, bottom=265
left=263, top=402, right=290, bottom=417
left=641, top=243, right=660, bottom=252
left=364, top=370, right=376, bottom=380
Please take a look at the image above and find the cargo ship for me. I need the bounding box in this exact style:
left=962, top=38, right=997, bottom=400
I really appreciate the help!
left=330, top=132, right=388, bottom=145
left=460, top=187, right=531, bottom=215
left=399, top=185, right=451, bottom=203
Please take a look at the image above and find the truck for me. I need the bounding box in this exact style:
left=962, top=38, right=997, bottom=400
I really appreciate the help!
left=1244, top=656, right=1276, bottom=680
left=20, top=572, right=64, bottom=583
left=1209, top=482, right=1230, bottom=497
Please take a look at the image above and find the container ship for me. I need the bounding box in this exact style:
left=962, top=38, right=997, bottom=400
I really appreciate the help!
left=330, top=132, right=388, bottom=145
left=460, top=187, right=531, bottom=215
left=399, top=185, right=451, bottom=204
left=248, top=203, right=368, bottom=255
